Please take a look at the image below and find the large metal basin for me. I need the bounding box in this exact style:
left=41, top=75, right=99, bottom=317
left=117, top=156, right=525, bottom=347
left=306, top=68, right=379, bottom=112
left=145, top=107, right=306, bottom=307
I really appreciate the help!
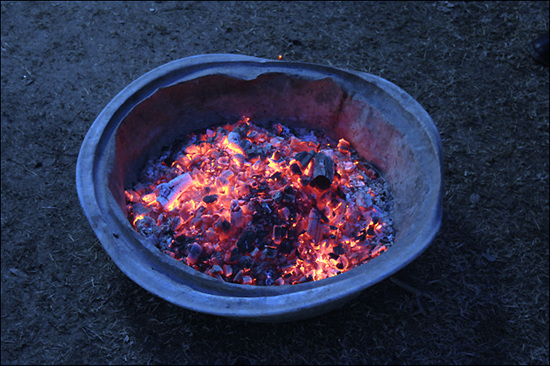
left=76, top=54, right=442, bottom=322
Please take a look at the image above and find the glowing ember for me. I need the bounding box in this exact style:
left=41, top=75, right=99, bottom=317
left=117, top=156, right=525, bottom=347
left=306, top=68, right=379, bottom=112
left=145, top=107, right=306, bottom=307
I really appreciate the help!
left=125, top=117, right=394, bottom=285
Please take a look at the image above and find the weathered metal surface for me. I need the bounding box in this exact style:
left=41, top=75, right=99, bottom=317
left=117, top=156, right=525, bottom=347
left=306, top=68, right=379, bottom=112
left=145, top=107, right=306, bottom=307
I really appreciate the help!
left=76, top=54, right=442, bottom=322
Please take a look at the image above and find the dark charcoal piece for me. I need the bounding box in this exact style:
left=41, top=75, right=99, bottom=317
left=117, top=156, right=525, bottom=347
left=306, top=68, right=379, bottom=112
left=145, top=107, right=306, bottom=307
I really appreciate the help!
left=316, top=207, right=329, bottom=223
left=272, top=225, right=287, bottom=241
left=300, top=177, right=311, bottom=186
left=356, top=229, right=367, bottom=242
left=367, top=226, right=375, bottom=236
left=162, top=156, right=174, bottom=166
left=333, top=244, right=345, bottom=255
left=258, top=182, right=268, bottom=191
left=273, top=191, right=284, bottom=203
left=221, top=219, right=231, bottom=232
left=265, top=246, right=277, bottom=259
left=278, top=240, right=295, bottom=254
left=270, top=171, right=283, bottom=181
left=237, top=227, right=257, bottom=253
left=187, top=243, right=203, bottom=265
left=290, top=162, right=302, bottom=175
left=203, top=194, right=218, bottom=203
left=239, top=255, right=254, bottom=268
left=329, top=252, right=340, bottom=260
left=172, top=234, right=193, bottom=251
left=287, top=228, right=299, bottom=240
left=293, top=150, right=315, bottom=168
left=229, top=247, right=241, bottom=262
left=309, top=153, right=334, bottom=190
left=335, top=186, right=346, bottom=200
left=282, top=185, right=296, bottom=203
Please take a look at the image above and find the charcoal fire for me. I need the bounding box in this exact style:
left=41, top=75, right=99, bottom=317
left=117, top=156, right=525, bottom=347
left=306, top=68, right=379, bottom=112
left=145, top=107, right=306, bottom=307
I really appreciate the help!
left=125, top=117, right=394, bottom=286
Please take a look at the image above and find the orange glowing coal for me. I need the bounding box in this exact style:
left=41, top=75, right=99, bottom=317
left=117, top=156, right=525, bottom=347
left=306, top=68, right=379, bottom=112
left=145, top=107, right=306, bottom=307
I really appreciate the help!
left=125, top=117, right=394, bottom=285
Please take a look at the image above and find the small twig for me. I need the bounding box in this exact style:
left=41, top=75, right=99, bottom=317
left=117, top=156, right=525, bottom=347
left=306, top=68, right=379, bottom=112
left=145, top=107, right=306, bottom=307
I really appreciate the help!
left=6, top=158, right=39, bottom=177
left=390, top=277, right=433, bottom=316
left=390, top=277, right=434, bottom=300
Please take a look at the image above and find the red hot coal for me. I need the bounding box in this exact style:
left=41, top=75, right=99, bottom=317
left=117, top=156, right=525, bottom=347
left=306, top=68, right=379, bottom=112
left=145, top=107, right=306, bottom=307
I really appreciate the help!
left=124, top=117, right=394, bottom=286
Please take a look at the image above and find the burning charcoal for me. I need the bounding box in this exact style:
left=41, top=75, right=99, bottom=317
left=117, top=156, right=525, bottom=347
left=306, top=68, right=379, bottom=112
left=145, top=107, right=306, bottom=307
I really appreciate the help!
left=205, top=227, right=217, bottom=241
left=191, top=206, right=206, bottom=226
left=125, top=117, right=395, bottom=286
left=242, top=276, right=253, bottom=285
left=156, top=173, right=193, bottom=209
left=233, top=270, right=243, bottom=283
left=223, top=264, right=233, bottom=277
left=203, top=194, right=218, bottom=204
left=186, top=243, right=203, bottom=265
left=337, top=138, right=351, bottom=154
left=135, top=216, right=157, bottom=238
left=309, top=153, right=334, bottom=190
left=131, top=203, right=151, bottom=217
left=158, top=236, right=172, bottom=252
left=307, top=209, right=322, bottom=243
left=317, top=207, right=329, bottom=223
left=356, top=229, right=367, bottom=242
left=162, top=155, right=174, bottom=167
left=271, top=150, right=282, bottom=162
left=356, top=191, right=373, bottom=208
left=293, top=150, right=315, bottom=168
left=227, top=131, right=240, bottom=145
left=211, top=264, right=223, bottom=274
left=270, top=171, right=283, bottom=181
left=230, top=200, right=244, bottom=229
left=272, top=225, right=287, bottom=244
left=237, top=227, right=257, bottom=253
left=203, top=242, right=215, bottom=256
left=290, top=162, right=302, bottom=175
left=232, top=153, right=246, bottom=167
left=278, top=207, right=290, bottom=221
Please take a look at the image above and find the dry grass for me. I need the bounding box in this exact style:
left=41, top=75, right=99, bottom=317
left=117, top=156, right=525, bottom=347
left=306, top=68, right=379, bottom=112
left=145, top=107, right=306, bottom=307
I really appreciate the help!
left=1, top=1, right=548, bottom=365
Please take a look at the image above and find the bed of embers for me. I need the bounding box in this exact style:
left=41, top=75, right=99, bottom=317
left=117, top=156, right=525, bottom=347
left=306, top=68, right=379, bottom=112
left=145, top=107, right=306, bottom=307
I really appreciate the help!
left=124, top=117, right=394, bottom=286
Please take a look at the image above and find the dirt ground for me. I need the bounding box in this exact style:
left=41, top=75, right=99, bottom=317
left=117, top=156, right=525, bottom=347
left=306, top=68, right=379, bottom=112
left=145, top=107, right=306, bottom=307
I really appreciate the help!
left=1, top=1, right=548, bottom=365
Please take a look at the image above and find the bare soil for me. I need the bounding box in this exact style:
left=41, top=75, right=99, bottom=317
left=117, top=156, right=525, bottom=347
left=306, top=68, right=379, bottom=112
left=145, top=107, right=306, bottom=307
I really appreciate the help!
left=1, top=1, right=548, bottom=364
